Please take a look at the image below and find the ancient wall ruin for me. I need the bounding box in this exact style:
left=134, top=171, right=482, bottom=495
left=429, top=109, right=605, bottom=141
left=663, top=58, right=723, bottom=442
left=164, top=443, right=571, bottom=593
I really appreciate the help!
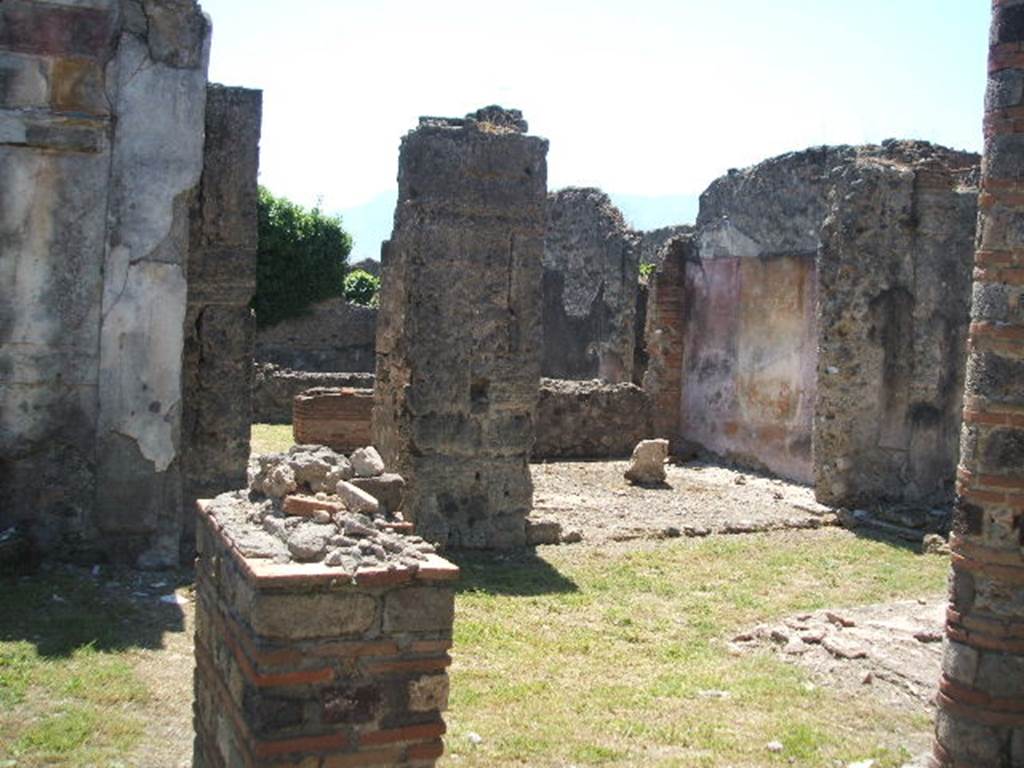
left=672, top=142, right=979, bottom=502
left=643, top=235, right=694, bottom=450
left=0, top=0, right=212, bottom=566
left=815, top=144, right=978, bottom=508
left=253, top=365, right=375, bottom=424
left=542, top=188, right=640, bottom=383
left=0, top=2, right=260, bottom=567
left=182, top=84, right=262, bottom=553
left=684, top=148, right=835, bottom=483
left=256, top=298, right=378, bottom=373
left=533, top=379, right=652, bottom=460
left=374, top=107, right=548, bottom=549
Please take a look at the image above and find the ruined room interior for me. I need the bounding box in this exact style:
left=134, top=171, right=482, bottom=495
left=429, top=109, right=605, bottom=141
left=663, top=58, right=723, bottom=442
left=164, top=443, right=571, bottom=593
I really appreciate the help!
left=1, top=1, right=1022, bottom=767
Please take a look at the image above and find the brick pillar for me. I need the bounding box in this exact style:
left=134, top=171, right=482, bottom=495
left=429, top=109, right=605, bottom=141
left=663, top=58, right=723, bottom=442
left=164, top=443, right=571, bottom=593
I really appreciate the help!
left=931, top=3, right=1024, bottom=765
left=642, top=235, right=693, bottom=451
left=373, top=107, right=548, bottom=549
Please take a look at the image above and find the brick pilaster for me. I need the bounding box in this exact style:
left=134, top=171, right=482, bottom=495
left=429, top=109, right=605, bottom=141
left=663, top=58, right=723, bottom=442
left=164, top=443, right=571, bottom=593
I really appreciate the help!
left=932, top=2, right=1024, bottom=764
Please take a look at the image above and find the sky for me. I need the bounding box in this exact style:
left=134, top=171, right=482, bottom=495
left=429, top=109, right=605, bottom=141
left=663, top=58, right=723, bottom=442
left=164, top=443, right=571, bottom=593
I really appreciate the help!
left=199, top=0, right=991, bottom=259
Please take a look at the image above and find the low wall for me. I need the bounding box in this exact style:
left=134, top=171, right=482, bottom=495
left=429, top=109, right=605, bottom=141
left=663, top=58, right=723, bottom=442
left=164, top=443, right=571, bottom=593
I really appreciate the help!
left=256, top=298, right=377, bottom=373
left=293, top=388, right=374, bottom=453
left=194, top=500, right=458, bottom=767
left=533, top=379, right=653, bottom=459
left=253, top=365, right=375, bottom=424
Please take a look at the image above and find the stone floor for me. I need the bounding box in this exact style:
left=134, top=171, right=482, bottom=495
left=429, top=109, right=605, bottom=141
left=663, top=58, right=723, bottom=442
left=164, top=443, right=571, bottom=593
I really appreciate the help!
left=532, top=459, right=838, bottom=545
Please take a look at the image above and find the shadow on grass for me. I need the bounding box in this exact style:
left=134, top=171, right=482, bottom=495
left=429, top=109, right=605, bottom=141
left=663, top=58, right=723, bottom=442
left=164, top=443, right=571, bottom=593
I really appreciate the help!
left=446, top=549, right=579, bottom=597
left=0, top=566, right=189, bottom=659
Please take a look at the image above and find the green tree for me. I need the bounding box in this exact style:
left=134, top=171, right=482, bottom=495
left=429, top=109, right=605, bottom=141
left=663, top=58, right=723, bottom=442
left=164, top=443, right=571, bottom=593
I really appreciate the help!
left=252, top=187, right=352, bottom=327
left=343, top=269, right=381, bottom=307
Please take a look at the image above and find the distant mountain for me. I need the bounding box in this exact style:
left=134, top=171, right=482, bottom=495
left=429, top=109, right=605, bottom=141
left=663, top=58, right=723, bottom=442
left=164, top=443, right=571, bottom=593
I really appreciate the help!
left=337, top=190, right=700, bottom=266
left=337, top=190, right=398, bottom=264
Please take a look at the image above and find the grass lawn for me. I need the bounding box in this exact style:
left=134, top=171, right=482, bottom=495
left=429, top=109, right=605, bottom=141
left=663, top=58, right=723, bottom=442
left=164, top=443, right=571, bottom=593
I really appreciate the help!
left=251, top=422, right=295, bottom=455
left=0, top=424, right=949, bottom=766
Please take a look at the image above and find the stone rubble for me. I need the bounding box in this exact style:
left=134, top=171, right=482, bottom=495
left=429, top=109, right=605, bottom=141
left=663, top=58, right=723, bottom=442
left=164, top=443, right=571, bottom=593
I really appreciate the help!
left=205, top=444, right=437, bottom=575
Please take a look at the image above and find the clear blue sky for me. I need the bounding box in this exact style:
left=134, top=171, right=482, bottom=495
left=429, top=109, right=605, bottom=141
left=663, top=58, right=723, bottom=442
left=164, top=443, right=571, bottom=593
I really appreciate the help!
left=199, top=0, right=989, bottom=254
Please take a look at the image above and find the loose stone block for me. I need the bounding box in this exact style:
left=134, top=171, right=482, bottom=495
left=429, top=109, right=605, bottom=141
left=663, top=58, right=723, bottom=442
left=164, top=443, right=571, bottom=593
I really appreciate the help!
left=194, top=500, right=458, bottom=768
left=374, top=106, right=548, bottom=549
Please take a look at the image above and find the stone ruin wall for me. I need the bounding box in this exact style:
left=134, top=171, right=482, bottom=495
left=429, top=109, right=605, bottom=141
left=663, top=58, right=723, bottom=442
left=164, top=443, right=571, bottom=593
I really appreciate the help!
left=533, top=379, right=652, bottom=460
left=256, top=297, right=378, bottom=374
left=815, top=144, right=979, bottom=508
left=671, top=142, right=979, bottom=507
left=182, top=84, right=262, bottom=555
left=254, top=365, right=375, bottom=424
left=374, top=107, right=548, bottom=549
left=684, top=147, right=834, bottom=482
left=0, top=1, right=259, bottom=566
left=542, top=188, right=640, bottom=384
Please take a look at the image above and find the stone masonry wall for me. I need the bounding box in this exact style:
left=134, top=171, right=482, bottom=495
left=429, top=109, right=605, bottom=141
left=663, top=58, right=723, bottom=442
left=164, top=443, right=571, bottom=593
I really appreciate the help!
left=293, top=388, right=374, bottom=454
left=194, top=501, right=457, bottom=767
left=815, top=143, right=979, bottom=509
left=253, top=364, right=375, bottom=424
left=374, top=106, right=548, bottom=549
left=643, top=235, right=694, bottom=450
left=182, top=84, right=262, bottom=555
left=256, top=298, right=378, bottom=373
left=683, top=148, right=837, bottom=483
left=542, top=188, right=639, bottom=383
left=932, top=4, right=1024, bottom=764
left=0, top=0, right=211, bottom=566
left=533, top=379, right=652, bottom=460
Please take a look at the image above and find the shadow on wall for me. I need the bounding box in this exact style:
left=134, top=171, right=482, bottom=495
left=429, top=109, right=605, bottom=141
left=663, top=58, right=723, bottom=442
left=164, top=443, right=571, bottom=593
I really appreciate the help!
left=448, top=550, right=579, bottom=597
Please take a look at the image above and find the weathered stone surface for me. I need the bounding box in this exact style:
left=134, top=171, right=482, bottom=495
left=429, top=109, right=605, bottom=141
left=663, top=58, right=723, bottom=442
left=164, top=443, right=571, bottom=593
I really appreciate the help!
left=624, top=439, right=669, bottom=486
left=383, top=586, right=456, bottom=633
left=542, top=188, right=639, bottom=383
left=815, top=142, right=978, bottom=507
left=351, top=474, right=406, bottom=515
left=256, top=298, right=378, bottom=373
left=533, top=378, right=652, bottom=459
left=336, top=481, right=380, bottom=516
left=253, top=364, right=374, bottom=424
left=182, top=84, right=262, bottom=558
left=350, top=446, right=385, bottom=478
left=0, top=0, right=215, bottom=565
left=638, top=224, right=694, bottom=267
left=374, top=107, right=548, bottom=549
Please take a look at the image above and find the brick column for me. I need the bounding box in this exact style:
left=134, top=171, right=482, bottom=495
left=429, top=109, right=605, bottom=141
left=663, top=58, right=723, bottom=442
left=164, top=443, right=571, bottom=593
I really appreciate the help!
left=642, top=235, right=693, bottom=451
left=932, top=3, right=1024, bottom=764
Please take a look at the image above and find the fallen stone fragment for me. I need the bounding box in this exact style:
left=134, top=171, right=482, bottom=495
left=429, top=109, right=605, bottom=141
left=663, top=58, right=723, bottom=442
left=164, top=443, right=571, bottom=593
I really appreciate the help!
left=921, top=533, right=950, bottom=556
left=350, top=446, right=386, bottom=478
left=283, top=494, right=345, bottom=519
left=822, top=635, right=868, bottom=660
left=766, top=741, right=784, bottom=753
left=286, top=524, right=329, bottom=561
left=826, top=611, right=856, bottom=628
left=336, top=481, right=380, bottom=515
left=351, top=473, right=406, bottom=514
left=624, top=439, right=669, bottom=485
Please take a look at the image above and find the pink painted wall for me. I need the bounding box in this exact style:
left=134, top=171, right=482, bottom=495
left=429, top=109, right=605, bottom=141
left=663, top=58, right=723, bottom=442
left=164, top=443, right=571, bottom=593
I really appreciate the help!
left=680, top=254, right=818, bottom=483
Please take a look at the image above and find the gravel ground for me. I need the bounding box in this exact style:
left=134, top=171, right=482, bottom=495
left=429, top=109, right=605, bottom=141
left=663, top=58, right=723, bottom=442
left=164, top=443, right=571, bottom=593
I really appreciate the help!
left=531, top=459, right=838, bottom=544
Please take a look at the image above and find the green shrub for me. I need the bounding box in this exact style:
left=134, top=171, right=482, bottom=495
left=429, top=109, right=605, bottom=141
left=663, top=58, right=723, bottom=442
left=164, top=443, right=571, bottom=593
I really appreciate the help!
left=639, top=262, right=657, bottom=281
left=252, top=187, right=352, bottom=328
left=343, top=269, right=381, bottom=307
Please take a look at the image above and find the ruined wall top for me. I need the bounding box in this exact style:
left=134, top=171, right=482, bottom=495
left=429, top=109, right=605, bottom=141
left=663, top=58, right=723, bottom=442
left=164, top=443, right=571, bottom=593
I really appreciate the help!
left=418, top=105, right=529, bottom=134
left=696, top=140, right=980, bottom=260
